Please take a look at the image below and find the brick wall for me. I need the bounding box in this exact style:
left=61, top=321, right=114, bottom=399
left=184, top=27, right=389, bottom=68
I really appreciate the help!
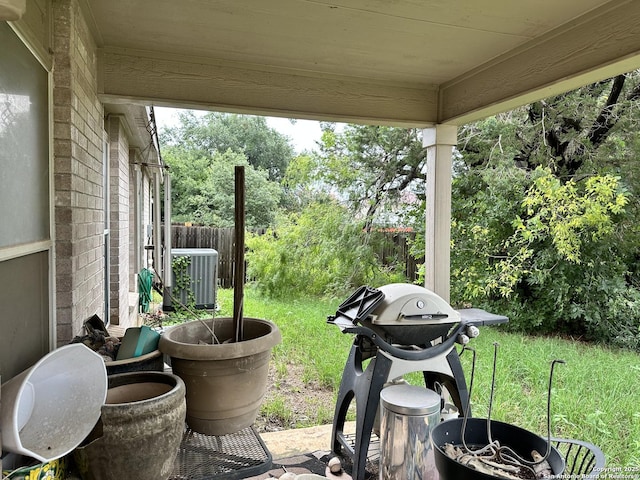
left=53, top=0, right=105, bottom=344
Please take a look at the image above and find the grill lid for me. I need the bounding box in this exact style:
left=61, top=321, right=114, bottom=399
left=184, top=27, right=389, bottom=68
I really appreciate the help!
left=369, top=283, right=460, bottom=326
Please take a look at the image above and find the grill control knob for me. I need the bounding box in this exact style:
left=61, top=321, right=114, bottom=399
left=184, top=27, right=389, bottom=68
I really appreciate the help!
left=457, top=333, right=470, bottom=345
left=466, top=325, right=480, bottom=338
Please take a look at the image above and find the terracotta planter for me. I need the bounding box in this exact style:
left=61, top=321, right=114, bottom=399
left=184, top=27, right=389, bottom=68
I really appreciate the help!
left=159, top=317, right=281, bottom=435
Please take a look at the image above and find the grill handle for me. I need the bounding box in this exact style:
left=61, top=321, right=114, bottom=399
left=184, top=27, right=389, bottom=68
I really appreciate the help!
left=402, top=314, right=449, bottom=320
left=329, top=320, right=469, bottom=361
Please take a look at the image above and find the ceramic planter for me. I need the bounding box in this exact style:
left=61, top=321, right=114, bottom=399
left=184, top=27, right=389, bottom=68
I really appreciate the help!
left=159, top=317, right=281, bottom=436
left=74, top=371, right=186, bottom=480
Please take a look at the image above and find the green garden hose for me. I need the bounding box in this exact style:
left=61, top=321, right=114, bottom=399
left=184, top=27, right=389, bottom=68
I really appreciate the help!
left=138, top=268, right=154, bottom=313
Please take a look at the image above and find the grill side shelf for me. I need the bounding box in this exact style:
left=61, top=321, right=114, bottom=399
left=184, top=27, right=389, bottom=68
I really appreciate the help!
left=456, top=308, right=509, bottom=326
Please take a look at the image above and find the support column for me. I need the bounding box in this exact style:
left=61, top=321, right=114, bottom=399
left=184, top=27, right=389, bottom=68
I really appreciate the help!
left=133, top=160, right=143, bottom=275
left=163, top=174, right=172, bottom=289
left=153, top=170, right=163, bottom=276
left=423, top=124, right=457, bottom=302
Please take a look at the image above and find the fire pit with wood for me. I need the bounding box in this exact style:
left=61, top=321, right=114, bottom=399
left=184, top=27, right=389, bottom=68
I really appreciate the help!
left=431, top=345, right=566, bottom=480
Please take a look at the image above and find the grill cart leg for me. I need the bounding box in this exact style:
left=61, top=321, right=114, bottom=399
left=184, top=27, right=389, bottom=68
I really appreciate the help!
left=331, top=341, right=393, bottom=480
left=422, top=349, right=470, bottom=416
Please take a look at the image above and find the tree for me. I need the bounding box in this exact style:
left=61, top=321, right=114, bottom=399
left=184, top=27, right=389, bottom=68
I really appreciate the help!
left=160, top=111, right=290, bottom=227
left=312, top=123, right=426, bottom=229
left=446, top=73, right=640, bottom=346
left=164, top=148, right=281, bottom=228
left=459, top=72, right=640, bottom=182
left=161, top=111, right=294, bottom=181
left=449, top=164, right=633, bottom=335
left=245, top=201, right=406, bottom=298
left=280, top=153, right=333, bottom=212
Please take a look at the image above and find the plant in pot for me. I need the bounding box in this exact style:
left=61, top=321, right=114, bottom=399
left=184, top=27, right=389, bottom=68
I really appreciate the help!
left=159, top=166, right=281, bottom=436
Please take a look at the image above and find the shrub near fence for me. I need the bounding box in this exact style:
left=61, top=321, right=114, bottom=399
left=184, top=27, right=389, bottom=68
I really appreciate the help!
left=168, top=224, right=419, bottom=288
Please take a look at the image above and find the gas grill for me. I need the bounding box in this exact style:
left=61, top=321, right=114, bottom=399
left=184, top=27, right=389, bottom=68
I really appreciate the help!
left=328, top=283, right=507, bottom=480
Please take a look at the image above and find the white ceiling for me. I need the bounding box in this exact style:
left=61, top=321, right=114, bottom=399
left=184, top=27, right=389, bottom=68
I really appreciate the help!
left=87, top=0, right=640, bottom=126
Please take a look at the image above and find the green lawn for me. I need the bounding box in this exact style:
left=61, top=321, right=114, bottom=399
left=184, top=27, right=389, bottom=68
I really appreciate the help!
left=201, top=288, right=640, bottom=467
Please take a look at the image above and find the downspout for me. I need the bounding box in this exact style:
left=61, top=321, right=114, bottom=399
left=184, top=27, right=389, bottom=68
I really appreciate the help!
left=164, top=173, right=172, bottom=290
left=134, top=158, right=143, bottom=274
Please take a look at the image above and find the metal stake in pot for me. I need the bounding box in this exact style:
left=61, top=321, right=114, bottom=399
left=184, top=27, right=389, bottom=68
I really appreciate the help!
left=459, top=343, right=566, bottom=477
left=233, top=165, right=245, bottom=343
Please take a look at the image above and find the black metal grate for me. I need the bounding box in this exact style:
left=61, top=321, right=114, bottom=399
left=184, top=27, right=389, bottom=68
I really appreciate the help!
left=340, top=432, right=380, bottom=479
left=552, top=437, right=606, bottom=477
left=169, top=426, right=272, bottom=480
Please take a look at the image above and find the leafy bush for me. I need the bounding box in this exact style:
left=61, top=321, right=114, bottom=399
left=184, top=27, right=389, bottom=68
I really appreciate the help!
left=447, top=164, right=640, bottom=345
left=246, top=201, right=406, bottom=298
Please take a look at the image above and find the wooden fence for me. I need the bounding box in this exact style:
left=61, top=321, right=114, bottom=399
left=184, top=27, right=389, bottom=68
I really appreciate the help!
left=169, top=224, right=420, bottom=288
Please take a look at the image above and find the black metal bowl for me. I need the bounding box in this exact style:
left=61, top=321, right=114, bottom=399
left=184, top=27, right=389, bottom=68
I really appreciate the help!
left=431, top=418, right=565, bottom=480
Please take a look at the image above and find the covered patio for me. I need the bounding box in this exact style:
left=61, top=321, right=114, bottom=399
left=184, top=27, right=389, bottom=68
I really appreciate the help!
left=63, top=0, right=640, bottom=301
left=2, top=0, right=639, bottom=478
left=3, top=0, right=640, bottom=350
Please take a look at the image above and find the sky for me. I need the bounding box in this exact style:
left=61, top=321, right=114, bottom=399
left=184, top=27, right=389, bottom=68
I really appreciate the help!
left=153, top=106, right=325, bottom=154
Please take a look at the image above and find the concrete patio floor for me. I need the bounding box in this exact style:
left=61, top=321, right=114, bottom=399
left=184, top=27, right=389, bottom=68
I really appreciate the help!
left=56, top=423, right=352, bottom=480
left=260, top=422, right=354, bottom=461
left=247, top=422, right=357, bottom=479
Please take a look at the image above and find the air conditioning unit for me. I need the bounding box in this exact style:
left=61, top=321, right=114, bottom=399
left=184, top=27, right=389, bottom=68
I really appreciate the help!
left=165, top=248, right=218, bottom=310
